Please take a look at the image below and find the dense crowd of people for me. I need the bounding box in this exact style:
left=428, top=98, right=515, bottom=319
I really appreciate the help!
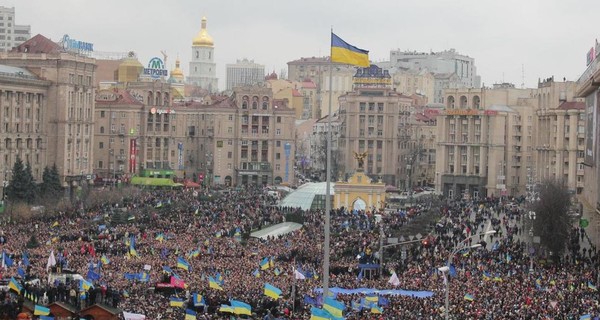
left=0, top=185, right=598, bottom=319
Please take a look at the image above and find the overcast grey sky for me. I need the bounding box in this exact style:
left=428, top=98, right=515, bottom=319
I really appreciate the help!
left=5, top=0, right=600, bottom=90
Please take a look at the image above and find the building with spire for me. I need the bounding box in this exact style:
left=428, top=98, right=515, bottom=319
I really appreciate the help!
left=169, top=57, right=185, bottom=99
left=187, top=17, right=218, bottom=92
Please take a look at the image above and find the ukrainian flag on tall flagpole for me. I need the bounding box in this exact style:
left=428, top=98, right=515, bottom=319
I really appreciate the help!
left=331, top=33, right=369, bottom=67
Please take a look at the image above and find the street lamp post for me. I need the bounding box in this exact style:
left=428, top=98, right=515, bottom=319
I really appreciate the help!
left=440, top=230, right=496, bottom=320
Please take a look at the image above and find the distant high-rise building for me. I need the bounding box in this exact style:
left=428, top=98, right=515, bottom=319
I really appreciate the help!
left=188, top=17, right=218, bottom=92
left=388, top=49, right=480, bottom=103
left=226, top=59, right=264, bottom=90
left=0, top=6, right=31, bottom=52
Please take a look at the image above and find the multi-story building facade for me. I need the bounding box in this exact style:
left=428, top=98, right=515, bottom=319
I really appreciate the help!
left=533, top=79, right=584, bottom=193
left=221, top=86, right=296, bottom=185
left=577, top=44, right=600, bottom=214
left=391, top=69, right=435, bottom=100
left=336, top=65, right=414, bottom=186
left=0, top=65, right=50, bottom=196
left=435, top=80, right=582, bottom=199
left=1, top=35, right=96, bottom=186
left=0, top=7, right=30, bottom=52
left=389, top=48, right=480, bottom=88
left=226, top=59, right=265, bottom=91
left=287, top=56, right=356, bottom=116
left=94, top=71, right=296, bottom=187
left=310, top=114, right=340, bottom=180
left=188, top=17, right=218, bottom=92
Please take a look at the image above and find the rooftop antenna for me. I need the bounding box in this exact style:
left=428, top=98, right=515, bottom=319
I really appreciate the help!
left=521, top=64, right=525, bottom=89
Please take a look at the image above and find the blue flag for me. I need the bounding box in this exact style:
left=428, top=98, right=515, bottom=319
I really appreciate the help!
left=449, top=264, right=457, bottom=277
left=17, top=267, right=25, bottom=278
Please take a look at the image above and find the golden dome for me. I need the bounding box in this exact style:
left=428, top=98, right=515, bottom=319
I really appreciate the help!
left=192, top=17, right=214, bottom=47
left=171, top=58, right=184, bottom=77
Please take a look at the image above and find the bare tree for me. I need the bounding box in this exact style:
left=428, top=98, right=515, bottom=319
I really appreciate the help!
left=531, top=179, right=571, bottom=260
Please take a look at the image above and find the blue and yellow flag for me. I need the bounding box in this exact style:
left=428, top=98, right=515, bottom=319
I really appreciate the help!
left=323, top=297, right=345, bottom=318
left=101, top=255, right=110, bottom=265
left=216, top=272, right=224, bottom=285
left=231, top=299, right=252, bottom=315
left=209, top=276, right=223, bottom=290
left=155, top=233, right=164, bottom=242
left=274, top=268, right=281, bottom=276
left=177, top=257, right=190, bottom=271
left=185, top=309, right=197, bottom=320
left=464, top=293, right=475, bottom=301
left=34, top=305, right=50, bottom=316
left=260, top=257, right=270, bottom=270
left=253, top=269, right=261, bottom=278
left=193, top=293, right=205, bottom=306
left=331, top=33, right=369, bottom=67
left=170, top=296, right=184, bottom=307
left=371, top=305, right=383, bottom=314
left=310, top=307, right=343, bottom=320
left=264, top=283, right=282, bottom=299
left=9, top=277, right=22, bottom=294
left=219, top=304, right=234, bottom=313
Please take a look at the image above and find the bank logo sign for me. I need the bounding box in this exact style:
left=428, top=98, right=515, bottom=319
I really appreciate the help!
left=143, top=57, right=168, bottom=78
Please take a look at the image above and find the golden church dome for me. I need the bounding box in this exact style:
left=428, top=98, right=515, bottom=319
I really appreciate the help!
left=170, top=57, right=185, bottom=82
left=192, top=17, right=214, bottom=47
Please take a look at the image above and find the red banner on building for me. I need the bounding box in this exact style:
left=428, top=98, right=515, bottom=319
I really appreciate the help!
left=129, top=139, right=137, bottom=173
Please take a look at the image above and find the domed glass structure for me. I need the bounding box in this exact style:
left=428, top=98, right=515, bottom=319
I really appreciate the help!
left=278, top=182, right=335, bottom=210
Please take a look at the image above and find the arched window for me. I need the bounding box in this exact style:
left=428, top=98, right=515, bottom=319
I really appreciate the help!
left=147, top=91, right=154, bottom=106
left=472, top=95, right=481, bottom=109
left=447, top=96, right=455, bottom=109
left=164, top=93, right=170, bottom=106
left=155, top=92, right=161, bottom=106
left=196, top=51, right=199, bottom=59
left=100, top=126, right=104, bottom=134
left=242, top=96, right=249, bottom=109
left=262, top=96, right=269, bottom=110
left=459, top=96, right=467, bottom=108
left=252, top=96, right=259, bottom=109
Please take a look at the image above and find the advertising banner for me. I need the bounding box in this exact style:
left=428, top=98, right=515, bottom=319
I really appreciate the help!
left=129, top=139, right=137, bottom=173
left=584, top=93, right=596, bottom=166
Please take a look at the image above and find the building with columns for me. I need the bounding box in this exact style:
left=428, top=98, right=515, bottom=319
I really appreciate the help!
left=435, top=79, right=583, bottom=199
left=187, top=17, right=218, bottom=92
left=0, top=34, right=96, bottom=187
left=336, top=65, right=415, bottom=186
left=577, top=47, right=600, bottom=215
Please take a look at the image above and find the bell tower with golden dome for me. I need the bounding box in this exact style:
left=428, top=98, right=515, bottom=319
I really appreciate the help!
left=188, top=16, right=218, bottom=92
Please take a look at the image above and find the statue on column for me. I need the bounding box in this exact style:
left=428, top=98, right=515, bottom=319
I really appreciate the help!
left=353, top=151, right=368, bottom=171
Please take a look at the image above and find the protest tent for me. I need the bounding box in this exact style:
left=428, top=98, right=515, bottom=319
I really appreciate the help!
left=250, top=222, right=303, bottom=240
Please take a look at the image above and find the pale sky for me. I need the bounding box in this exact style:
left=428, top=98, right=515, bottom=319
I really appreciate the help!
left=5, top=0, right=600, bottom=91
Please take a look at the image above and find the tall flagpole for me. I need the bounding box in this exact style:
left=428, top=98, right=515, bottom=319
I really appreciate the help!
left=323, top=29, right=333, bottom=299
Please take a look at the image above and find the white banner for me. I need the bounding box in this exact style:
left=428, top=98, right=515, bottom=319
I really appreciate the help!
left=123, top=311, right=146, bottom=320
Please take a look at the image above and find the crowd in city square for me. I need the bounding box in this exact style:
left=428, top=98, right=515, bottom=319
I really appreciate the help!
left=0, top=185, right=598, bottom=319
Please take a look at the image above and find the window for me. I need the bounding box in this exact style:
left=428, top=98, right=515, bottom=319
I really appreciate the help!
left=276, top=129, right=281, bottom=135
left=277, top=117, right=281, bottom=123
left=276, top=153, right=281, bottom=160
left=228, top=151, right=232, bottom=159
left=275, top=164, right=281, bottom=171
left=98, top=161, right=103, bottom=168
left=100, top=127, right=104, bottom=134
left=359, top=102, right=366, bottom=112
left=228, top=115, right=233, bottom=121
left=276, top=141, right=281, bottom=147
left=99, top=142, right=104, bottom=149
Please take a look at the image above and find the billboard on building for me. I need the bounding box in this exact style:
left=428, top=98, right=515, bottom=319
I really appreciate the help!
left=584, top=93, right=596, bottom=166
